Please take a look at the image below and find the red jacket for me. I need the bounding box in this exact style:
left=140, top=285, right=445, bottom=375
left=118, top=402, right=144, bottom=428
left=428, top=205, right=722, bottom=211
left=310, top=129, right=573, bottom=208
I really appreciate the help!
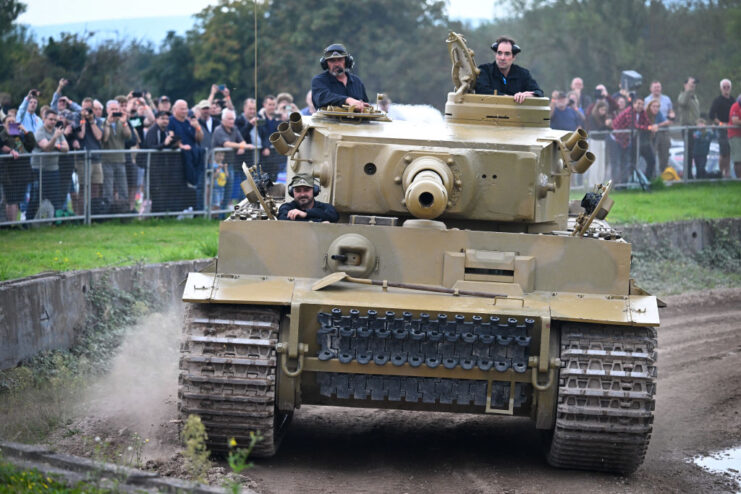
left=611, top=106, right=652, bottom=149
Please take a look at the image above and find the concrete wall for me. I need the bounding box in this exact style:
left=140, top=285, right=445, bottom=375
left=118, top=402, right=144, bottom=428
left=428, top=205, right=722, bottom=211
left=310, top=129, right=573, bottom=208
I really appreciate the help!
left=0, top=260, right=210, bottom=371
left=1, top=217, right=739, bottom=371
left=619, top=218, right=741, bottom=255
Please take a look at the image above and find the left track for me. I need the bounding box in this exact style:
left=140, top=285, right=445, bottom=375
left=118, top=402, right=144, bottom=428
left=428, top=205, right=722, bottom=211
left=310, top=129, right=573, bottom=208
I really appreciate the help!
left=178, top=303, right=290, bottom=457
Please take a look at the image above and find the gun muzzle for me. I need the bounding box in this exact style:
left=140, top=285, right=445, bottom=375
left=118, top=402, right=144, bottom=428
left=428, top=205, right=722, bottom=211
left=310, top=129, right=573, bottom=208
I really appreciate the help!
left=269, top=132, right=291, bottom=155
left=569, top=139, right=588, bottom=161
left=289, top=112, right=303, bottom=134
left=563, top=128, right=587, bottom=150
left=402, top=156, right=454, bottom=219
left=571, top=151, right=596, bottom=174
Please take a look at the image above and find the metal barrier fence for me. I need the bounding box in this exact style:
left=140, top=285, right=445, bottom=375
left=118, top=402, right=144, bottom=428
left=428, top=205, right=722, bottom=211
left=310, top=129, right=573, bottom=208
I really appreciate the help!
left=0, top=146, right=289, bottom=226
left=0, top=125, right=737, bottom=225
left=572, top=124, right=739, bottom=192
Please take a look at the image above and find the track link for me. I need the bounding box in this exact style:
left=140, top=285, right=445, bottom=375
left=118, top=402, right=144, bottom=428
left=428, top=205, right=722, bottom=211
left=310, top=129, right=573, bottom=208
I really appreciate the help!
left=178, top=303, right=289, bottom=457
left=547, top=324, right=657, bottom=474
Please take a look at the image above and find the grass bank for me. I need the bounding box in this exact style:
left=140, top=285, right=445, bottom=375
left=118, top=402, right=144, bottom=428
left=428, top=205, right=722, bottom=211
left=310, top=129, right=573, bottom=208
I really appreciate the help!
left=597, top=180, right=741, bottom=224
left=0, top=218, right=218, bottom=281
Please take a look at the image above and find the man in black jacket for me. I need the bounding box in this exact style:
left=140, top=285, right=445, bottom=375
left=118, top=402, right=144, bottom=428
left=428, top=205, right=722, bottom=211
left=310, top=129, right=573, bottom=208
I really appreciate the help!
left=278, top=174, right=338, bottom=222
left=475, top=36, right=543, bottom=104
left=311, top=43, right=369, bottom=111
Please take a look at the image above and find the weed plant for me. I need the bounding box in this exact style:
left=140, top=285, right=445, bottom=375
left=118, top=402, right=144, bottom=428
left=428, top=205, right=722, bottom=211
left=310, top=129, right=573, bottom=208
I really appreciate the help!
left=0, top=457, right=112, bottom=493
left=181, top=415, right=212, bottom=483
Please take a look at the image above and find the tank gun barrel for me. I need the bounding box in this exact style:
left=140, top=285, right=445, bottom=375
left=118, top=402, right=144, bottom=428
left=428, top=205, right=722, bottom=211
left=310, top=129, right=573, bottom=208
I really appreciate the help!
left=402, top=156, right=454, bottom=219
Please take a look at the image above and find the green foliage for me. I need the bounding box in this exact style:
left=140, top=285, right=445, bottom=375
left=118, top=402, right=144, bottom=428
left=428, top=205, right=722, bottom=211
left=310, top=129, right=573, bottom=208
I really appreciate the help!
left=181, top=415, right=212, bottom=483
left=224, top=432, right=262, bottom=494
left=0, top=458, right=112, bottom=493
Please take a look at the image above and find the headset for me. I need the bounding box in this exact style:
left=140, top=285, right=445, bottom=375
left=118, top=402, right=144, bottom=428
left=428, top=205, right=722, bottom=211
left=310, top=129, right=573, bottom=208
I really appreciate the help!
left=288, top=176, right=321, bottom=198
left=491, top=37, right=521, bottom=56
left=320, top=43, right=354, bottom=71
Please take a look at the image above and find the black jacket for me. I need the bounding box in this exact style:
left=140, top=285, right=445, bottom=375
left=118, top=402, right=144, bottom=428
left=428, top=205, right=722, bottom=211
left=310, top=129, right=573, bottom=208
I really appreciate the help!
left=311, top=71, right=368, bottom=109
left=277, top=199, right=339, bottom=222
left=474, top=63, right=543, bottom=97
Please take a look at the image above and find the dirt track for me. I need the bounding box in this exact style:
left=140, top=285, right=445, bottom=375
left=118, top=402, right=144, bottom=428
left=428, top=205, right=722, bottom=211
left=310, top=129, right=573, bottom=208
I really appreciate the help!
left=47, top=288, right=741, bottom=493
left=244, top=288, right=741, bottom=494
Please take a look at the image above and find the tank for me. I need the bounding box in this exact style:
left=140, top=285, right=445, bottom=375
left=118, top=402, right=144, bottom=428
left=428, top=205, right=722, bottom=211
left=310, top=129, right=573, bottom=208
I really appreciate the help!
left=178, top=32, right=659, bottom=473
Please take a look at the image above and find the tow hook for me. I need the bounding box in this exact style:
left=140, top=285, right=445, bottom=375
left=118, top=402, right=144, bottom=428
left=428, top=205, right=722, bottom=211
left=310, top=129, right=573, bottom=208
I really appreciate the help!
left=276, top=342, right=308, bottom=377
left=529, top=356, right=562, bottom=391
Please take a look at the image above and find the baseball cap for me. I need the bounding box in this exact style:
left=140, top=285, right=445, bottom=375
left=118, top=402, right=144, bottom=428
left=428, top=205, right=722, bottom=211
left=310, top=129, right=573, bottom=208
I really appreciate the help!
left=290, top=174, right=315, bottom=189
left=197, top=99, right=210, bottom=109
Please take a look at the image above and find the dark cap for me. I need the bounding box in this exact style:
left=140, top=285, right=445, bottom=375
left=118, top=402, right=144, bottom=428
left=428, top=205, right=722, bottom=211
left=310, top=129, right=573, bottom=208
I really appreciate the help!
left=158, top=95, right=170, bottom=102
left=556, top=91, right=567, bottom=99
left=155, top=110, right=171, bottom=118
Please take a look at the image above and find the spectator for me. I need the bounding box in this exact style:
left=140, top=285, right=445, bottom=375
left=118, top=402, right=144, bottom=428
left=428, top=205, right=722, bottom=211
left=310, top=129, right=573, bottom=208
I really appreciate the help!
left=50, top=79, right=81, bottom=114
left=0, top=114, right=35, bottom=222
left=197, top=99, right=218, bottom=151
left=157, top=96, right=171, bottom=113
left=212, top=108, right=254, bottom=209
left=644, top=80, right=675, bottom=171
left=610, top=98, right=655, bottom=183
left=708, top=79, right=734, bottom=177
left=570, top=77, right=591, bottom=115
left=101, top=100, right=132, bottom=204
left=58, top=109, right=80, bottom=213
left=585, top=84, right=617, bottom=118
left=209, top=84, right=234, bottom=112
left=144, top=110, right=185, bottom=212
left=678, top=76, right=700, bottom=178
left=257, top=95, right=283, bottom=181
left=586, top=100, right=612, bottom=135
left=692, top=118, right=715, bottom=179
left=645, top=98, right=672, bottom=174
left=550, top=91, right=582, bottom=131
left=74, top=104, right=104, bottom=213
left=300, top=90, right=315, bottom=116
left=236, top=97, right=259, bottom=147
left=643, top=81, right=674, bottom=119
left=16, top=88, right=43, bottom=134
left=93, top=99, right=104, bottom=120
left=30, top=109, right=69, bottom=216
left=168, top=99, right=204, bottom=208
left=729, top=94, right=741, bottom=178
left=276, top=92, right=300, bottom=122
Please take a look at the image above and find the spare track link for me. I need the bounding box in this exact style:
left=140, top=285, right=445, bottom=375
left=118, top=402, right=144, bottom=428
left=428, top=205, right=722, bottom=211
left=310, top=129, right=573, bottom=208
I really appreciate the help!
left=547, top=323, right=657, bottom=474
left=179, top=303, right=287, bottom=457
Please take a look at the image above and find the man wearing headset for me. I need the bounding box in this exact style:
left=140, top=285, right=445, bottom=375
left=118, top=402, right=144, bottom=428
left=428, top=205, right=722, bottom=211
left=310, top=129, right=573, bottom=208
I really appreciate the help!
left=475, top=36, right=543, bottom=104
left=278, top=174, right=339, bottom=222
left=311, top=43, right=370, bottom=112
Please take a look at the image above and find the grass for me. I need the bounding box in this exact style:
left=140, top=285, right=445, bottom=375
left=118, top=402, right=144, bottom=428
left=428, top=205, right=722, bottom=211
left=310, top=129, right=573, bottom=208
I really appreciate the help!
left=0, top=459, right=111, bottom=493
left=0, top=218, right=219, bottom=281
left=593, top=180, right=741, bottom=224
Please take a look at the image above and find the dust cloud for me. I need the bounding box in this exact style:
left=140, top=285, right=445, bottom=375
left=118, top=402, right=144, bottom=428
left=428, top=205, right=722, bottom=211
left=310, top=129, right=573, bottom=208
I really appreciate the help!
left=82, top=306, right=183, bottom=451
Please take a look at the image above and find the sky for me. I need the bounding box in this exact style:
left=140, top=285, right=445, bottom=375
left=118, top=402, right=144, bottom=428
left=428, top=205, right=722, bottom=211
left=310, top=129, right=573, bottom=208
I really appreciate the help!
left=18, top=0, right=497, bottom=26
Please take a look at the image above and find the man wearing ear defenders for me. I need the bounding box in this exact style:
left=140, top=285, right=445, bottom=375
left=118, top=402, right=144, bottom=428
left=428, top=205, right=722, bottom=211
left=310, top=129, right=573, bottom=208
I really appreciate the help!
left=311, top=43, right=370, bottom=112
left=475, top=36, right=543, bottom=104
left=278, top=173, right=339, bottom=222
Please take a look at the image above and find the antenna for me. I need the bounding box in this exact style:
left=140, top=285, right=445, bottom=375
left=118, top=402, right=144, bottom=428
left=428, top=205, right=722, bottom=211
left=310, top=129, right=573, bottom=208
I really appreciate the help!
left=253, top=0, right=259, bottom=168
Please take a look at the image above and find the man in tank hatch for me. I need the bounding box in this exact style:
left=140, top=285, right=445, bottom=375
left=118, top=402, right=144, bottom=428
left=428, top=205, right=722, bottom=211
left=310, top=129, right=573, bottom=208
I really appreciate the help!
left=311, top=43, right=370, bottom=112
left=278, top=174, right=339, bottom=223
left=474, top=36, right=543, bottom=104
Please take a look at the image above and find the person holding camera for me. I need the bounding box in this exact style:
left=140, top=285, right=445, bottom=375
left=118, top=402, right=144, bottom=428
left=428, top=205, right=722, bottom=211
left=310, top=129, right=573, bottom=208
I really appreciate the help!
left=256, top=95, right=284, bottom=182
left=75, top=103, right=104, bottom=209
left=101, top=100, right=132, bottom=204
left=475, top=36, right=543, bottom=104
left=144, top=110, right=183, bottom=212
left=678, top=76, right=701, bottom=178
left=17, top=88, right=43, bottom=134
left=29, top=109, right=69, bottom=217
left=311, top=43, right=369, bottom=111
left=278, top=174, right=338, bottom=222
left=1, top=114, right=35, bottom=222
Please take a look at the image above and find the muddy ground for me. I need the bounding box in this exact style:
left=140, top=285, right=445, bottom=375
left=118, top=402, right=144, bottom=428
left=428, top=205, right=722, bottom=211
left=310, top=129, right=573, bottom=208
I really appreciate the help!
left=46, top=288, right=741, bottom=493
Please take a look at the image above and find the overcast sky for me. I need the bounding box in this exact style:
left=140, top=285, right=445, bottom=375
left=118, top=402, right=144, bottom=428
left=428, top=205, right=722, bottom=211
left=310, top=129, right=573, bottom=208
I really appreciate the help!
left=18, top=0, right=496, bottom=26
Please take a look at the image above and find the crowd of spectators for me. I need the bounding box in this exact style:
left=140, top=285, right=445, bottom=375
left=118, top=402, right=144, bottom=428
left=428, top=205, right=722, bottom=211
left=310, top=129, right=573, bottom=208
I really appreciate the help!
left=0, top=80, right=316, bottom=222
left=550, top=76, right=741, bottom=184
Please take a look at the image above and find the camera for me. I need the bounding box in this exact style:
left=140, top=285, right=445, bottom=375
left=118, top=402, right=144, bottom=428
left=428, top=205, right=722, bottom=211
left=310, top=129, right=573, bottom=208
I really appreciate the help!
left=132, top=91, right=143, bottom=98
left=55, top=121, right=64, bottom=129
left=620, top=70, right=642, bottom=91
left=112, top=111, right=123, bottom=118
left=594, top=88, right=605, bottom=100
left=218, top=84, right=226, bottom=91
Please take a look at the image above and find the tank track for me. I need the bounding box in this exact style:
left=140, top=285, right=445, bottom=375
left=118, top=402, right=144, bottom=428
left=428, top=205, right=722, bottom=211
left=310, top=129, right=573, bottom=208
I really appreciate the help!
left=178, top=303, right=289, bottom=457
left=547, top=323, right=657, bottom=474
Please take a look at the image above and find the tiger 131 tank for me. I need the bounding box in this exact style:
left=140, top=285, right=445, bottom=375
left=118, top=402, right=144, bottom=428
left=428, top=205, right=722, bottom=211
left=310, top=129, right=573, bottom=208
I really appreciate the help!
left=179, top=32, right=659, bottom=474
